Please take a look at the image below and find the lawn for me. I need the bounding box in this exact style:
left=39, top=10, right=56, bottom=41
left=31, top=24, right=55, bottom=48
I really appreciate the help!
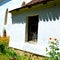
left=0, top=36, right=10, bottom=45
left=0, top=54, right=8, bottom=60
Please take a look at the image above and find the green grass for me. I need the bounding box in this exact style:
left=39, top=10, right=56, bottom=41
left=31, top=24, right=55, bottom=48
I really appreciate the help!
left=0, top=54, right=8, bottom=60
left=0, top=37, right=9, bottom=60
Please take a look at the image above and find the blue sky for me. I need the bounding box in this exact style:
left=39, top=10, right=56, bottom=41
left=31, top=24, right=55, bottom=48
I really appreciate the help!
left=0, top=0, right=10, bottom=6
left=0, top=0, right=31, bottom=11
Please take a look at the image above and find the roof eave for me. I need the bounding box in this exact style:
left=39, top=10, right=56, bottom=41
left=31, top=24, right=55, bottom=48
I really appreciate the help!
left=9, top=0, right=50, bottom=13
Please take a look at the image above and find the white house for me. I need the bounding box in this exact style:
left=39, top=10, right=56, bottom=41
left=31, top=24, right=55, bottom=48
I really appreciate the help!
left=9, top=0, right=60, bottom=56
left=0, top=0, right=12, bottom=37
left=0, top=0, right=31, bottom=36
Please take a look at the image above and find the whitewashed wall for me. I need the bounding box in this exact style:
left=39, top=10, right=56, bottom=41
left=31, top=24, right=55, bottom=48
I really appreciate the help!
left=0, top=0, right=31, bottom=36
left=9, top=6, right=60, bottom=56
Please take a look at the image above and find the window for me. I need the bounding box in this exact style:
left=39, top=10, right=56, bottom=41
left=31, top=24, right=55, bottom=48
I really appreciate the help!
left=26, top=15, right=39, bottom=43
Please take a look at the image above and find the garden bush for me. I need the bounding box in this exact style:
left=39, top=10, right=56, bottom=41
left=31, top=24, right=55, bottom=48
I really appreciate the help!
left=0, top=42, right=32, bottom=60
left=0, top=36, right=10, bottom=45
left=46, top=38, right=60, bottom=60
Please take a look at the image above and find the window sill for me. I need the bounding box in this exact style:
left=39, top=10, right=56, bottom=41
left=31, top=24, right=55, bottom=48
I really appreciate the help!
left=25, top=41, right=37, bottom=45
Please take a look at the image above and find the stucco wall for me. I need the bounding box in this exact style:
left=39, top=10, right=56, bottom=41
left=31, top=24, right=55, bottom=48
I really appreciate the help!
left=9, top=6, right=60, bottom=56
left=0, top=0, right=31, bottom=37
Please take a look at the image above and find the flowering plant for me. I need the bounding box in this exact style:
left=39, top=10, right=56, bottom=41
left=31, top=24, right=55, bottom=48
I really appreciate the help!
left=46, top=37, right=60, bottom=60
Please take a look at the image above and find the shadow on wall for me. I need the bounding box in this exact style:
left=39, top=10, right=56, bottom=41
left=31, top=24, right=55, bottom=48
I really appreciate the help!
left=39, top=6, right=60, bottom=22
left=12, top=6, right=60, bottom=24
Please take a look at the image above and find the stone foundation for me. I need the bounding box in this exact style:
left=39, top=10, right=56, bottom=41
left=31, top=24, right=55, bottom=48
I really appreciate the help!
left=14, top=48, right=47, bottom=60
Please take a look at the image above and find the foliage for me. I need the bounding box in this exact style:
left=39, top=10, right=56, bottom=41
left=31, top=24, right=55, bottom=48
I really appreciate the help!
left=0, top=54, right=8, bottom=60
left=0, top=42, right=7, bottom=54
left=0, top=36, right=9, bottom=45
left=17, top=55, right=32, bottom=60
left=0, top=42, right=32, bottom=60
left=0, top=42, right=17, bottom=60
left=6, top=48, right=17, bottom=60
left=46, top=38, right=60, bottom=60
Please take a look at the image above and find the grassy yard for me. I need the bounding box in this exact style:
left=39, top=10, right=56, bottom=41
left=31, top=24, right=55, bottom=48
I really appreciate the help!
left=0, top=47, right=46, bottom=60
left=0, top=36, right=10, bottom=60
left=0, top=54, right=8, bottom=60
left=0, top=50, right=46, bottom=60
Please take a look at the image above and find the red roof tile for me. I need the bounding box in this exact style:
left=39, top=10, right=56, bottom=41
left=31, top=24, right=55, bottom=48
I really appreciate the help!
left=9, top=0, right=51, bottom=12
left=26, top=0, right=46, bottom=6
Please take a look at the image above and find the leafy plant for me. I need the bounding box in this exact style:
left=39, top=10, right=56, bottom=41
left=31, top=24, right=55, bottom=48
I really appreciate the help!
left=0, top=42, right=17, bottom=60
left=0, top=42, right=31, bottom=60
left=0, top=42, right=7, bottom=54
left=0, top=36, right=9, bottom=44
left=6, top=48, right=17, bottom=60
left=46, top=38, right=60, bottom=60
left=17, top=55, right=32, bottom=60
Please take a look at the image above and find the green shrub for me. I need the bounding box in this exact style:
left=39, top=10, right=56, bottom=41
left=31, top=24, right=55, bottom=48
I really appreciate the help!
left=0, top=42, right=17, bottom=60
left=0, top=36, right=9, bottom=45
left=46, top=38, right=60, bottom=60
left=7, top=48, right=17, bottom=60
left=0, top=42, right=7, bottom=54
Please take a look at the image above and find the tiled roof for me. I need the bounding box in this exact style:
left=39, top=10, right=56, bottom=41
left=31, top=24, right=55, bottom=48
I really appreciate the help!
left=9, top=0, right=51, bottom=12
left=25, top=0, right=46, bottom=6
